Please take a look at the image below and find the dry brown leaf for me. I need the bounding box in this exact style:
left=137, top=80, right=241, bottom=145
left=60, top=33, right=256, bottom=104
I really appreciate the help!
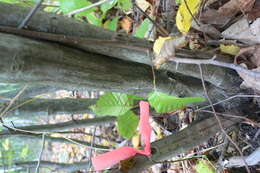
left=200, top=0, right=255, bottom=25
left=119, top=16, right=133, bottom=33
left=235, top=45, right=260, bottom=93
left=248, top=0, right=260, bottom=20
left=136, top=0, right=151, bottom=12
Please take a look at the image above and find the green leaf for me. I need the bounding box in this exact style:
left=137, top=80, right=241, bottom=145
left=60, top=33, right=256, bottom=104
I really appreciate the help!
left=148, top=91, right=205, bottom=113
left=117, top=111, right=139, bottom=139
left=134, top=18, right=151, bottom=38
left=195, top=160, right=216, bottom=173
left=90, top=92, right=142, bottom=116
left=104, top=17, right=119, bottom=31
left=101, top=0, right=118, bottom=14
left=86, top=12, right=102, bottom=27
left=118, top=0, right=132, bottom=11
left=59, top=0, right=95, bottom=16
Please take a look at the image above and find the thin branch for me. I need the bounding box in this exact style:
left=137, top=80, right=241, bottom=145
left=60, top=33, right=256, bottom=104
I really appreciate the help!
left=196, top=94, right=260, bottom=111
left=183, top=0, right=200, bottom=27
left=36, top=133, right=45, bottom=173
left=67, top=0, right=112, bottom=17
left=198, top=64, right=251, bottom=173
left=18, top=0, right=43, bottom=29
left=87, top=127, right=97, bottom=171
left=169, top=56, right=260, bottom=78
left=198, top=110, right=260, bottom=127
left=0, top=85, right=27, bottom=118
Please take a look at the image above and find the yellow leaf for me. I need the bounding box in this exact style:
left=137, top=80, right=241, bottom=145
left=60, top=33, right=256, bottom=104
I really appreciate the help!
left=176, top=0, right=202, bottom=34
left=220, top=44, right=240, bottom=55
left=153, top=36, right=173, bottom=55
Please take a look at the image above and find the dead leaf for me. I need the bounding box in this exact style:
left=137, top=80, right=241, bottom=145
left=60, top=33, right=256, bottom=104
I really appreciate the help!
left=192, top=21, right=221, bottom=39
left=153, top=35, right=188, bottom=69
left=235, top=45, right=260, bottom=93
left=248, top=0, right=260, bottom=20
left=119, top=16, right=133, bottom=33
left=222, top=17, right=260, bottom=44
left=136, top=0, right=151, bottom=12
left=200, top=0, right=255, bottom=25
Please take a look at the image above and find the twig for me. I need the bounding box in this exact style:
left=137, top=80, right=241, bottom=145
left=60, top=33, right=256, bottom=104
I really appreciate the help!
left=183, top=0, right=200, bottom=27
left=169, top=56, right=260, bottom=78
left=133, top=2, right=169, bottom=36
left=35, top=133, right=45, bottom=173
left=67, top=0, right=112, bottom=17
left=196, top=94, right=260, bottom=111
left=222, top=147, right=260, bottom=168
left=198, top=65, right=251, bottom=173
left=18, top=0, right=43, bottom=29
left=197, top=110, right=260, bottom=127
left=87, top=127, right=97, bottom=171
left=0, top=85, right=27, bottom=118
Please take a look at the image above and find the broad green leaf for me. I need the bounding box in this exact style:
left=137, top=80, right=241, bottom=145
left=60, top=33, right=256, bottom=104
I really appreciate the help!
left=90, top=92, right=142, bottom=116
left=86, top=12, right=102, bottom=27
left=176, top=0, right=201, bottom=33
left=21, top=145, right=29, bottom=159
left=148, top=91, right=205, bottom=113
left=101, top=0, right=118, bottom=14
left=195, top=160, right=216, bottom=173
left=104, top=17, right=119, bottom=31
left=134, top=18, right=151, bottom=38
left=117, top=111, right=139, bottom=139
left=59, top=0, right=95, bottom=16
left=118, top=0, right=132, bottom=11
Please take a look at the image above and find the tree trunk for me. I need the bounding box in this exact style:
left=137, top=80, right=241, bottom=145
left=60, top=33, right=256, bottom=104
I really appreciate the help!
left=0, top=2, right=241, bottom=90
left=0, top=116, right=116, bottom=134
left=0, top=32, right=230, bottom=106
left=5, top=98, right=97, bottom=119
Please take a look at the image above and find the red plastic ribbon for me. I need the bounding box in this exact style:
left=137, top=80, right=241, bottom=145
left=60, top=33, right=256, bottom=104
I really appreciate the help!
left=91, top=101, right=151, bottom=171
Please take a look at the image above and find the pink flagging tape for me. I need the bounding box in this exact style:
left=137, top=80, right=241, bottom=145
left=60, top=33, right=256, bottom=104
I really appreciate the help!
left=138, top=101, right=151, bottom=155
left=91, top=101, right=151, bottom=171
left=91, top=147, right=138, bottom=171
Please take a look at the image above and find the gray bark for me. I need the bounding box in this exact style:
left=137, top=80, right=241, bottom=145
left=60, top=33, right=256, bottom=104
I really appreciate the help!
left=0, top=2, right=241, bottom=89
left=116, top=115, right=240, bottom=173
left=0, top=84, right=59, bottom=102
left=0, top=116, right=116, bottom=133
left=5, top=98, right=97, bottom=119
left=0, top=32, right=229, bottom=105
